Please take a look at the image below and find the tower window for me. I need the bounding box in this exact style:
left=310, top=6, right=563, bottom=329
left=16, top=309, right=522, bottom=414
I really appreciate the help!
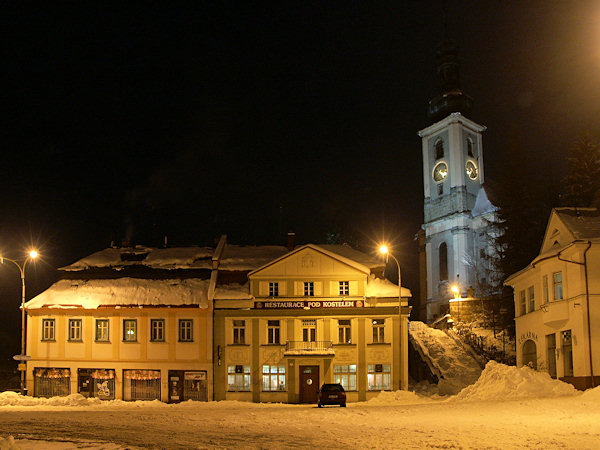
left=439, top=242, right=448, bottom=281
left=435, top=140, right=444, bottom=160
left=467, top=138, right=475, bottom=157
left=438, top=184, right=443, bottom=195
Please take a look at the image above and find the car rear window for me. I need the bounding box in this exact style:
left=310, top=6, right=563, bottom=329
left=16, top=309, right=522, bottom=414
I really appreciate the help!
left=322, top=384, right=344, bottom=392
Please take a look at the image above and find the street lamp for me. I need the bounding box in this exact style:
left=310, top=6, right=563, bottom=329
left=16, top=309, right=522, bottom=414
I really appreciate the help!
left=1, top=249, right=39, bottom=395
left=379, top=245, right=406, bottom=307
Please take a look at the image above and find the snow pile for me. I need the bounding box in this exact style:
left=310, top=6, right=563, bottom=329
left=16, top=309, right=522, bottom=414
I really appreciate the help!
left=25, top=278, right=209, bottom=309
left=0, top=392, right=101, bottom=407
left=365, top=275, right=411, bottom=298
left=581, top=385, right=600, bottom=401
left=367, top=389, right=432, bottom=405
left=454, top=361, right=578, bottom=401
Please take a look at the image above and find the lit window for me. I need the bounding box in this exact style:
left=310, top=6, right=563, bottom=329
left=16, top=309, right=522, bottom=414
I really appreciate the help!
left=304, top=282, right=314, bottom=297
left=228, top=365, right=251, bottom=391
left=123, top=319, right=137, bottom=342
left=267, top=320, right=280, bottom=344
left=150, top=319, right=165, bottom=342
left=95, top=319, right=110, bottom=342
left=262, top=365, right=286, bottom=391
left=42, top=319, right=55, bottom=341
left=372, top=319, right=385, bottom=343
left=528, top=286, right=535, bottom=312
left=338, top=319, right=351, bottom=344
left=233, top=320, right=246, bottom=344
left=339, top=281, right=349, bottom=296
left=368, top=364, right=391, bottom=390
left=553, top=272, right=563, bottom=300
left=179, top=319, right=193, bottom=342
left=269, top=282, right=279, bottom=297
left=68, top=319, right=82, bottom=341
left=334, top=364, right=357, bottom=391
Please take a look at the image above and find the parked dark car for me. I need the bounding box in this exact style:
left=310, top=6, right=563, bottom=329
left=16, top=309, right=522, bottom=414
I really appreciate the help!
left=318, top=383, right=346, bottom=407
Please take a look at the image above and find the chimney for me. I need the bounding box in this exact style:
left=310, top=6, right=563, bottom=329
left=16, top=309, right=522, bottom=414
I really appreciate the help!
left=287, top=229, right=296, bottom=251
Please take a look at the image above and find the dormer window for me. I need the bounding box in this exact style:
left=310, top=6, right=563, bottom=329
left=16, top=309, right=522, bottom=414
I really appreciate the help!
left=435, top=139, right=444, bottom=160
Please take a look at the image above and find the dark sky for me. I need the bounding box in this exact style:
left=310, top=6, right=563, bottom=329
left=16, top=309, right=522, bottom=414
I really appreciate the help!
left=1, top=1, right=600, bottom=360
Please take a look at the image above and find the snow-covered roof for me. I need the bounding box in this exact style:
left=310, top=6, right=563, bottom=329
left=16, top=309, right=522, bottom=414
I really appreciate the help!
left=555, top=207, right=600, bottom=239
left=25, top=278, right=209, bottom=309
left=61, top=246, right=214, bottom=271
left=218, top=245, right=289, bottom=271
left=471, top=187, right=498, bottom=217
left=213, top=283, right=253, bottom=300
left=365, top=276, right=412, bottom=298
left=317, top=244, right=385, bottom=271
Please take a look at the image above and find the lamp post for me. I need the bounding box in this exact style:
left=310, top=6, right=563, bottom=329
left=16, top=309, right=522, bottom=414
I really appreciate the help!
left=379, top=245, right=409, bottom=390
left=1, top=250, right=39, bottom=395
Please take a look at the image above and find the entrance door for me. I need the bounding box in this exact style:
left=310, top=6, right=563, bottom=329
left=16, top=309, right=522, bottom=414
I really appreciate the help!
left=546, top=334, right=557, bottom=378
left=300, top=365, right=320, bottom=404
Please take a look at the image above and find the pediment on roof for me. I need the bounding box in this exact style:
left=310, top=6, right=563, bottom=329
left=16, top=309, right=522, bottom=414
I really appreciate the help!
left=540, top=211, right=575, bottom=254
left=248, top=245, right=370, bottom=278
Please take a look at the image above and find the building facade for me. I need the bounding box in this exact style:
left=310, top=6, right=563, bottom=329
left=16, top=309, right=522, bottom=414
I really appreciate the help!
left=505, top=208, right=600, bottom=389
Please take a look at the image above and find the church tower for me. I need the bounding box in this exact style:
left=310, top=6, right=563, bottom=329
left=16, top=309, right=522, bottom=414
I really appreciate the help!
left=419, top=35, right=495, bottom=321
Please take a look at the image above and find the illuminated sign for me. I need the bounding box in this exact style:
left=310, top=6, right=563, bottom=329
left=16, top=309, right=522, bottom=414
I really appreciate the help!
left=254, top=300, right=363, bottom=309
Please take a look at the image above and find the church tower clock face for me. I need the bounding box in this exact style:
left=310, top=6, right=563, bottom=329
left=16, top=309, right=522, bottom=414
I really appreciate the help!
left=433, top=162, right=448, bottom=182
left=465, top=160, right=478, bottom=180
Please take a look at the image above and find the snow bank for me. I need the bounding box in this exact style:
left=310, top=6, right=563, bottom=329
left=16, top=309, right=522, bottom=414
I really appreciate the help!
left=581, top=385, right=600, bottom=401
left=366, top=390, right=432, bottom=405
left=0, top=436, right=17, bottom=450
left=0, top=392, right=102, bottom=407
left=454, top=361, right=578, bottom=401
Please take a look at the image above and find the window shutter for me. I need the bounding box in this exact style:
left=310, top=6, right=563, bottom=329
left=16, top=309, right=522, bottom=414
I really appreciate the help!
left=294, top=281, right=302, bottom=296
left=279, top=282, right=287, bottom=296
left=314, top=281, right=323, bottom=296
left=259, top=282, right=268, bottom=297
left=349, top=281, right=359, bottom=296
left=330, top=281, right=338, bottom=296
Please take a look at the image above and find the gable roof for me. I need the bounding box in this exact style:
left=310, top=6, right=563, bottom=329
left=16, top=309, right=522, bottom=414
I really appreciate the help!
left=540, top=207, right=600, bottom=255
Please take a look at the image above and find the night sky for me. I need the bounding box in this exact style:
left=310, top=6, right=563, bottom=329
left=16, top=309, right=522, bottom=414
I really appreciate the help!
left=1, top=1, right=600, bottom=361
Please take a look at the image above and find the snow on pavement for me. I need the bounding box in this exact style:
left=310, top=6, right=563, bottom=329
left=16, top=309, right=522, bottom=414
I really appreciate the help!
left=1, top=363, right=599, bottom=449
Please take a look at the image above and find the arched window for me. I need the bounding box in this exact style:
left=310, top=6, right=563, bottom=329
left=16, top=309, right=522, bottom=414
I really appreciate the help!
left=467, top=138, right=475, bottom=157
left=435, top=139, right=444, bottom=160
left=522, top=339, right=537, bottom=369
left=439, top=242, right=448, bottom=281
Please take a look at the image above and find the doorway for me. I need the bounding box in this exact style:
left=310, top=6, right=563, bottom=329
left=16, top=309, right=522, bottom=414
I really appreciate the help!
left=299, top=365, right=319, bottom=404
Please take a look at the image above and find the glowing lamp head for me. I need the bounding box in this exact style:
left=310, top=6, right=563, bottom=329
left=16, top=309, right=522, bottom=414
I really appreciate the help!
left=379, top=245, right=389, bottom=255
left=451, top=285, right=460, bottom=298
left=29, top=250, right=38, bottom=259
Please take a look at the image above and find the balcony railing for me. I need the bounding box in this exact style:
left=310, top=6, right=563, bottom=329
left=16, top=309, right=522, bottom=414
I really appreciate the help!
left=284, top=341, right=334, bottom=355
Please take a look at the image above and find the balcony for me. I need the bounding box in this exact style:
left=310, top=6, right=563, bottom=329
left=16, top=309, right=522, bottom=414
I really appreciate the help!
left=284, top=341, right=334, bottom=356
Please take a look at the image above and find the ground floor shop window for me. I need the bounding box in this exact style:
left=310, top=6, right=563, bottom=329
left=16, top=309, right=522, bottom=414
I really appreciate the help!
left=367, top=364, right=391, bottom=391
left=262, top=365, right=286, bottom=391
left=34, top=368, right=70, bottom=397
left=169, top=370, right=208, bottom=402
left=228, top=365, right=251, bottom=391
left=78, top=369, right=115, bottom=400
left=334, top=364, right=357, bottom=391
left=123, top=369, right=161, bottom=401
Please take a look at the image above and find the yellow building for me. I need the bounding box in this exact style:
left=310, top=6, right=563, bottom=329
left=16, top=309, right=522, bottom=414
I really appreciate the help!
left=213, top=244, right=411, bottom=403
left=24, top=246, right=214, bottom=402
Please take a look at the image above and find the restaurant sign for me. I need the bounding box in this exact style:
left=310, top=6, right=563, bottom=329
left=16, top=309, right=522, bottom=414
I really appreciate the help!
left=254, top=300, right=363, bottom=309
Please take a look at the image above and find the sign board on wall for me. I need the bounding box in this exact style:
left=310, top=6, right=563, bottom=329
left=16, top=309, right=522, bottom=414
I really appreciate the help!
left=254, top=300, right=363, bottom=309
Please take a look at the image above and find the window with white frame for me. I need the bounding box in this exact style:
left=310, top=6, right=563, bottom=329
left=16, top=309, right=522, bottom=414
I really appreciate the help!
left=304, top=281, right=314, bottom=297
left=302, top=319, right=316, bottom=342
left=339, top=281, right=349, bottom=296
left=528, top=286, right=535, bottom=312
left=334, top=364, right=357, bottom=391
left=95, top=319, right=110, bottom=342
left=228, top=365, right=251, bottom=391
left=338, top=319, right=351, bottom=344
left=269, top=282, right=279, bottom=297
left=42, top=318, right=55, bottom=341
left=233, top=320, right=246, bottom=344
left=123, top=319, right=137, bottom=342
left=372, top=319, right=385, bottom=343
left=179, top=319, right=193, bottom=342
left=368, top=364, right=391, bottom=390
left=262, top=365, right=286, bottom=391
left=267, top=320, right=280, bottom=344
left=519, top=290, right=526, bottom=316
left=150, top=319, right=165, bottom=342
left=553, top=272, right=563, bottom=300
left=68, top=319, right=82, bottom=341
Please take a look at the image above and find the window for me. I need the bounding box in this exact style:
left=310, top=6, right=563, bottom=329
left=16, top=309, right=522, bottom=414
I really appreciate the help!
left=304, top=282, right=314, bottom=297
left=562, top=330, right=573, bottom=377
left=339, top=281, right=349, bottom=296
left=262, top=365, right=286, bottom=391
left=302, top=319, right=316, bottom=342
left=179, top=319, right=193, bottom=342
left=123, top=319, right=137, bottom=342
left=267, top=320, right=280, bottom=344
left=438, top=184, right=443, bottom=195
left=338, top=319, right=351, bottom=344
left=522, top=340, right=537, bottom=369
left=42, top=319, right=55, bottom=341
left=68, top=319, right=82, bottom=341
left=528, top=286, right=535, bottom=312
left=435, top=139, right=444, bottom=160
left=467, top=138, right=474, bottom=157
left=519, top=290, right=526, bottom=316
left=95, top=319, right=110, bottom=342
left=439, top=243, right=448, bottom=281
left=543, top=275, right=549, bottom=303
left=368, top=364, right=391, bottom=390
left=269, top=282, right=279, bottom=297
left=334, top=364, right=357, bottom=391
left=372, top=319, right=385, bottom=343
left=233, top=320, right=246, bottom=344
left=150, top=319, right=165, bottom=342
left=553, top=272, right=563, bottom=300
left=227, top=365, right=251, bottom=391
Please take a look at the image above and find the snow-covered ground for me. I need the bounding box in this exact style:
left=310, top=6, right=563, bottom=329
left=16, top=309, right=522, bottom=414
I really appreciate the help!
left=1, top=362, right=599, bottom=449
